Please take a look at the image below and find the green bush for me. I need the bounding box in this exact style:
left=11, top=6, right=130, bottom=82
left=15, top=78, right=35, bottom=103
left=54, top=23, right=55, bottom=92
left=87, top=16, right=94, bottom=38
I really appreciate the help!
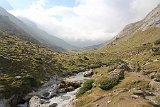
left=76, top=79, right=94, bottom=97
left=99, top=77, right=119, bottom=90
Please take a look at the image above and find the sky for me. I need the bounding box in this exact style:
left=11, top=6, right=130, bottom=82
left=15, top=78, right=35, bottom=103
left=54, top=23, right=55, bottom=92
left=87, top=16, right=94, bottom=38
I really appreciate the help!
left=2, top=0, right=160, bottom=46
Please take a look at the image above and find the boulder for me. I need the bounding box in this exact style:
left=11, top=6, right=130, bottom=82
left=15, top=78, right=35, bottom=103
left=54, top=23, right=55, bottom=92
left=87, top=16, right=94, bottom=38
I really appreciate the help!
left=41, top=92, right=50, bottom=98
left=83, top=70, right=93, bottom=77
left=108, top=69, right=124, bottom=79
left=117, top=63, right=131, bottom=71
left=58, top=80, right=81, bottom=92
left=132, top=89, right=145, bottom=96
left=131, top=95, right=139, bottom=99
left=15, top=76, right=22, bottom=79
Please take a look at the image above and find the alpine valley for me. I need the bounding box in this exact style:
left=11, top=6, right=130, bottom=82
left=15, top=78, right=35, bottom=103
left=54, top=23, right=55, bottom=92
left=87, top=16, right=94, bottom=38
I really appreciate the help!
left=0, top=2, right=160, bottom=107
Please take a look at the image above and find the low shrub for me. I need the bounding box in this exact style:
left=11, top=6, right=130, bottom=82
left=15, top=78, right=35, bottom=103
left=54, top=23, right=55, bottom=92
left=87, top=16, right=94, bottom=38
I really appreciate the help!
left=76, top=79, right=94, bottom=97
left=99, top=77, right=119, bottom=90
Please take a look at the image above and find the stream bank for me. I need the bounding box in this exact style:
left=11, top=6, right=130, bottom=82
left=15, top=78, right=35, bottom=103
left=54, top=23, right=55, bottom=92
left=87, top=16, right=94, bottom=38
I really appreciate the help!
left=28, top=70, right=93, bottom=107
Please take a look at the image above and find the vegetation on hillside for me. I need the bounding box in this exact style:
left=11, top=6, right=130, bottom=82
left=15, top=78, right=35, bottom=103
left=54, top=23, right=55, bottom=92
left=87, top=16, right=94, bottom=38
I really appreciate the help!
left=76, top=79, right=94, bottom=97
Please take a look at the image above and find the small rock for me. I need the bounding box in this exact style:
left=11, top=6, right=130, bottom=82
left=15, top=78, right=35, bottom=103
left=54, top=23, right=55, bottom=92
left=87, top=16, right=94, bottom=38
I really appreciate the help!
left=131, top=95, right=139, bottom=99
left=49, top=103, right=58, bottom=107
left=107, top=100, right=111, bottom=104
left=96, top=104, right=99, bottom=106
left=66, top=86, right=75, bottom=92
left=108, top=93, right=112, bottom=96
left=154, top=73, right=160, bottom=82
left=149, top=79, right=160, bottom=91
left=15, top=76, right=22, bottom=79
left=41, top=92, right=50, bottom=98
left=149, top=72, right=157, bottom=79
left=40, top=99, right=50, bottom=104
left=121, top=88, right=129, bottom=92
left=132, top=89, right=144, bottom=96
left=58, top=88, right=66, bottom=93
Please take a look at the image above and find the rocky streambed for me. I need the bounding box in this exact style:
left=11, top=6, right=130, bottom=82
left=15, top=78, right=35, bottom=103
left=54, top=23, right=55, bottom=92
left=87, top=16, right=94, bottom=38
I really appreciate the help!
left=26, top=70, right=93, bottom=107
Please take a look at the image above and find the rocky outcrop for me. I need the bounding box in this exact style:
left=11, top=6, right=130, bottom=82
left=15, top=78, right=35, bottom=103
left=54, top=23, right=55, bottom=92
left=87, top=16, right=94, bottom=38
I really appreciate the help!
left=108, top=63, right=130, bottom=79
left=58, top=80, right=81, bottom=93
left=115, top=4, right=160, bottom=41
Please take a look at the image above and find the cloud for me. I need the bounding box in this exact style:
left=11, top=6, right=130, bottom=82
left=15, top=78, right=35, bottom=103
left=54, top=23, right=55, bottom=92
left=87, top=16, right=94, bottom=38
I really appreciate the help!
left=130, top=0, right=160, bottom=20
left=9, top=0, right=160, bottom=43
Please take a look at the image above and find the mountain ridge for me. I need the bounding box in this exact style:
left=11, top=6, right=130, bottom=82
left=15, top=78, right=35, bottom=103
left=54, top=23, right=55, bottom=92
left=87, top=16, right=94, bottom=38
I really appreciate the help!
left=0, top=6, right=75, bottom=52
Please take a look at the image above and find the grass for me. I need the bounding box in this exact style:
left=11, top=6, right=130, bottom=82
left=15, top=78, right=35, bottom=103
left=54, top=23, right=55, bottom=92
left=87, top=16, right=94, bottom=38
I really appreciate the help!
left=74, top=27, right=160, bottom=107
left=0, top=18, right=160, bottom=107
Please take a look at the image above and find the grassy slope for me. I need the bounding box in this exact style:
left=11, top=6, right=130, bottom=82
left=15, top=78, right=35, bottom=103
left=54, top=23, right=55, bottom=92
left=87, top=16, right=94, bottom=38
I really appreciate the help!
left=0, top=31, right=65, bottom=98
left=0, top=30, right=122, bottom=100
left=74, top=27, right=160, bottom=107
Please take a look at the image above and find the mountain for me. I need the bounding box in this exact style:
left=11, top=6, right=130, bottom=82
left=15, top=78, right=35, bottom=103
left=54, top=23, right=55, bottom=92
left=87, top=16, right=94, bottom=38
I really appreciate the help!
left=0, top=6, right=74, bottom=51
left=75, top=4, right=160, bottom=107
left=117, top=4, right=160, bottom=38
left=0, top=3, right=160, bottom=107
left=18, top=17, right=76, bottom=50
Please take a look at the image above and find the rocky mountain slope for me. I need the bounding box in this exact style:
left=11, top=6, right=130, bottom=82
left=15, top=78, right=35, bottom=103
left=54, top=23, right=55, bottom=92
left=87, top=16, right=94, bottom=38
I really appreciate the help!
left=118, top=4, right=160, bottom=38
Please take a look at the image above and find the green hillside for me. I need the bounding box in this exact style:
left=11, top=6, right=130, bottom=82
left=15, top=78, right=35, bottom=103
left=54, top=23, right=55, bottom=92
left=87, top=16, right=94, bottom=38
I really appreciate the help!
left=74, top=5, right=160, bottom=107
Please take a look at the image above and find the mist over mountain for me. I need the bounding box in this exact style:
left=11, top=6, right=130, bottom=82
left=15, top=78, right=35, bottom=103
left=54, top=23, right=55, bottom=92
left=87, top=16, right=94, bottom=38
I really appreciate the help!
left=18, top=17, right=77, bottom=50
left=0, top=0, right=13, bottom=10
left=0, top=6, right=76, bottom=51
left=9, top=0, right=160, bottom=48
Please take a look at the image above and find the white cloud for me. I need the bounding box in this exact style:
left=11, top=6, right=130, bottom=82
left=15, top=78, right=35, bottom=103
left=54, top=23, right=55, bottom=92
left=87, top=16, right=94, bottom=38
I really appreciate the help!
left=9, top=0, right=160, bottom=43
left=130, top=0, right=160, bottom=20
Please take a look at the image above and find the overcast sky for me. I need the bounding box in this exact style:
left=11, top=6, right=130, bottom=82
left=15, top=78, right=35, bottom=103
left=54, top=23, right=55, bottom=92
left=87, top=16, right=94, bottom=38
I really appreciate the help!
left=6, top=0, right=160, bottom=43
